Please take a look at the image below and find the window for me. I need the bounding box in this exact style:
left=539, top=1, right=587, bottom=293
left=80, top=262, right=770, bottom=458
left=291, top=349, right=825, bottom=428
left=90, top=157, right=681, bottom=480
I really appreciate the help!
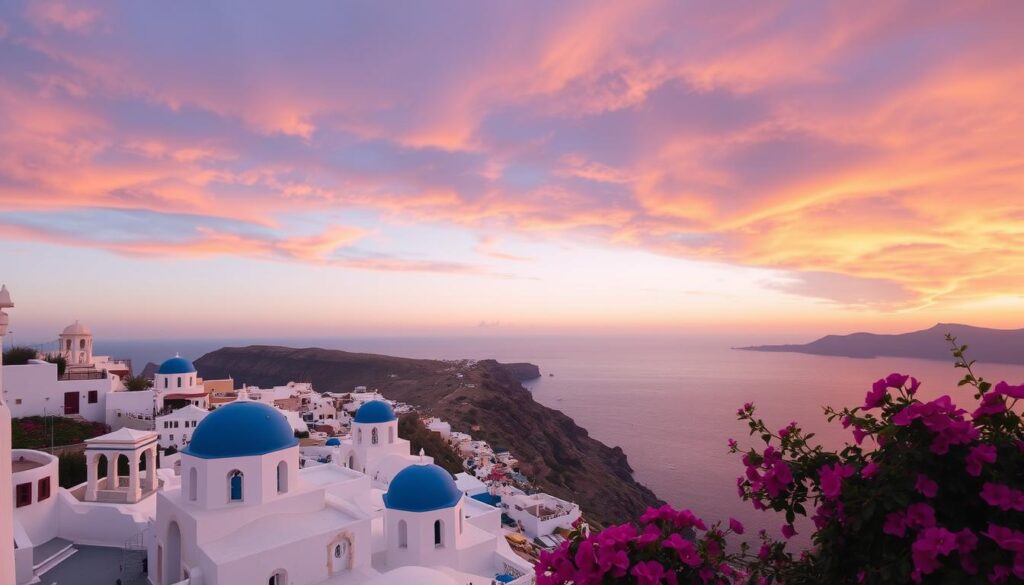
left=66, top=340, right=71, bottom=350
left=398, top=520, right=408, bottom=548
left=15, top=399, right=21, bottom=405
left=189, top=468, right=198, bottom=501
left=88, top=390, right=98, bottom=404
left=164, top=378, right=168, bottom=389
left=170, top=434, right=174, bottom=441
left=38, top=477, right=51, bottom=501
left=334, top=545, right=342, bottom=558
left=174, top=421, right=179, bottom=428
left=389, top=426, right=395, bottom=444
left=434, top=520, right=444, bottom=547
left=177, top=377, right=182, bottom=388
left=229, top=470, right=244, bottom=502
left=371, top=428, right=378, bottom=445
left=80, top=339, right=86, bottom=349
left=277, top=461, right=288, bottom=494
left=357, top=429, right=362, bottom=444
left=16, top=483, right=31, bottom=507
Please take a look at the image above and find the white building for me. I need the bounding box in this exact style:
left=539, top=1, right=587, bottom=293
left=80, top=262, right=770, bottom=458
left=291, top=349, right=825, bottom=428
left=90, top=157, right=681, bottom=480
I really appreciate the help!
left=9, top=428, right=161, bottom=584
left=331, top=400, right=419, bottom=484
left=3, top=359, right=118, bottom=422
left=1, top=285, right=17, bottom=585
left=157, top=405, right=209, bottom=451
left=501, top=492, right=581, bottom=539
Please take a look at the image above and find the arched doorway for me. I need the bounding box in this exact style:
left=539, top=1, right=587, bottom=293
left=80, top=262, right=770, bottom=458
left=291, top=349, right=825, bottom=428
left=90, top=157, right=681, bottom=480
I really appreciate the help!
left=162, top=521, right=182, bottom=585
left=328, top=534, right=353, bottom=574
left=398, top=520, right=408, bottom=548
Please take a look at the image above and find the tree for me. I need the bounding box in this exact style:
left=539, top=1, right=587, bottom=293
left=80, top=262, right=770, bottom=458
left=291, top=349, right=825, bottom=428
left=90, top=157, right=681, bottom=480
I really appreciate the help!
left=123, top=375, right=152, bottom=392
left=45, top=354, right=67, bottom=376
left=2, top=345, right=38, bottom=365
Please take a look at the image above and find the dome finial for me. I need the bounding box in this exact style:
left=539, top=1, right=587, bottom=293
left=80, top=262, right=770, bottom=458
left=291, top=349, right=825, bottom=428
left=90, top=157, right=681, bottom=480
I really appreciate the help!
left=419, top=448, right=425, bottom=463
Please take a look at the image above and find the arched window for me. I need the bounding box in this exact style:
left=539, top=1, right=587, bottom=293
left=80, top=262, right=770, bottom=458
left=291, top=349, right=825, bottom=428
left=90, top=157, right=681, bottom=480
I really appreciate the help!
left=80, top=339, right=86, bottom=349
left=357, top=429, right=362, bottom=444
left=277, top=461, right=288, bottom=494
left=268, top=570, right=287, bottom=585
left=164, top=378, right=168, bottom=389
left=177, top=377, right=182, bottom=388
left=189, top=467, right=198, bottom=501
left=388, top=426, right=395, bottom=444
left=66, top=339, right=71, bottom=350
left=347, top=455, right=354, bottom=469
left=371, top=428, right=379, bottom=445
left=228, top=470, right=243, bottom=502
left=398, top=520, right=408, bottom=548
left=434, top=520, right=444, bottom=547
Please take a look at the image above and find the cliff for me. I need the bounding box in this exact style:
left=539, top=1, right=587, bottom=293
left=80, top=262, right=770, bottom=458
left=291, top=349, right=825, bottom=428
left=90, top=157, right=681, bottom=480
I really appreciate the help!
left=194, top=345, right=662, bottom=526
left=739, top=323, right=1024, bottom=364
left=498, top=362, right=542, bottom=381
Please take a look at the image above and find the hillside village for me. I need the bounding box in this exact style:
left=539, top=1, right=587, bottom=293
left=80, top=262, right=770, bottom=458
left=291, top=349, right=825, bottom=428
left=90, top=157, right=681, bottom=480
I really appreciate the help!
left=2, top=314, right=581, bottom=585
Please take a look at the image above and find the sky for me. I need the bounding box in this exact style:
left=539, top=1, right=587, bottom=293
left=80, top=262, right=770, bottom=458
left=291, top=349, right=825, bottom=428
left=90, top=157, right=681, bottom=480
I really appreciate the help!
left=1, top=0, right=1023, bottom=341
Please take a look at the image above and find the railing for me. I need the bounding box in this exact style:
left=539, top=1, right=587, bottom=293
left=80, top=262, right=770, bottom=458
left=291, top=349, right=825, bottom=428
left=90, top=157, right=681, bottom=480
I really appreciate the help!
left=59, top=370, right=107, bottom=381
left=121, top=527, right=148, bottom=583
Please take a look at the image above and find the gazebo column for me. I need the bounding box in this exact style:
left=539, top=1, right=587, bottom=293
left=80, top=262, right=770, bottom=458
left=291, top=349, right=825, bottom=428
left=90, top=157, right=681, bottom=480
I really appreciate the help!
left=128, top=451, right=141, bottom=503
left=85, top=451, right=99, bottom=501
left=111, top=452, right=121, bottom=490
left=147, top=446, right=159, bottom=491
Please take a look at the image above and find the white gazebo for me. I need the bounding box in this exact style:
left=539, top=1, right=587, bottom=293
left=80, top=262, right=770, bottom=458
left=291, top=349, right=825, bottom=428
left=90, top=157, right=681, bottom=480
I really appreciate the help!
left=84, top=428, right=160, bottom=503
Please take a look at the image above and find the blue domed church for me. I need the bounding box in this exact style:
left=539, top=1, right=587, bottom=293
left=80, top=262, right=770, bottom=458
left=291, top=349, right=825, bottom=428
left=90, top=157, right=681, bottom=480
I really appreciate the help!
left=333, top=400, right=422, bottom=484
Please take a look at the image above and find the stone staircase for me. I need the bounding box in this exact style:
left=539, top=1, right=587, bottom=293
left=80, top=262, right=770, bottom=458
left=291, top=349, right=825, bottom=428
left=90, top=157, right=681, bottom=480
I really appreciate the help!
left=32, top=537, right=77, bottom=578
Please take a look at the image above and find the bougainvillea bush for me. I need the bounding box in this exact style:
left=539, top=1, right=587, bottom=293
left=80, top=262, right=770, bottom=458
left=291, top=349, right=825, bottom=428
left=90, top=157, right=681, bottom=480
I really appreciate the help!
left=535, top=506, right=763, bottom=584
left=535, top=337, right=1024, bottom=584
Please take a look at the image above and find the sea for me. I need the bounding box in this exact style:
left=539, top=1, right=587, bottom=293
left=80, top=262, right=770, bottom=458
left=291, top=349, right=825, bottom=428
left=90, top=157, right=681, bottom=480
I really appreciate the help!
left=95, top=334, right=1024, bottom=548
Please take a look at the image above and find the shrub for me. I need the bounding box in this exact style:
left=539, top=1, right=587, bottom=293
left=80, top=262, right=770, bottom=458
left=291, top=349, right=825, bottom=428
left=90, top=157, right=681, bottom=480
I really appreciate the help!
left=3, top=345, right=38, bottom=365
left=45, top=354, right=67, bottom=376
left=123, top=375, right=152, bottom=391
left=731, top=335, right=1024, bottom=583
left=538, top=336, right=1024, bottom=584
left=58, top=452, right=88, bottom=489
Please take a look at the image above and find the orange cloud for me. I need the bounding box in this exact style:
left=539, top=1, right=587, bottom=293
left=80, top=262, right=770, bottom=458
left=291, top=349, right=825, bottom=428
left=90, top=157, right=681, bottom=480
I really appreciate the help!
left=0, top=0, right=1022, bottom=312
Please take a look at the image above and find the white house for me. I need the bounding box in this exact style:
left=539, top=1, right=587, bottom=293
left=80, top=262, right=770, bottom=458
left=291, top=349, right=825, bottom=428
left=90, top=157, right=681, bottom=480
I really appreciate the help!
left=3, top=359, right=118, bottom=422
left=156, top=405, right=209, bottom=451
left=501, top=492, right=581, bottom=539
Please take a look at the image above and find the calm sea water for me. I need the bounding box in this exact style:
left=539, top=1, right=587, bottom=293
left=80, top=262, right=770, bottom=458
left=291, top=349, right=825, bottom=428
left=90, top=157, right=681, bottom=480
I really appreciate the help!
left=96, top=335, right=1024, bottom=547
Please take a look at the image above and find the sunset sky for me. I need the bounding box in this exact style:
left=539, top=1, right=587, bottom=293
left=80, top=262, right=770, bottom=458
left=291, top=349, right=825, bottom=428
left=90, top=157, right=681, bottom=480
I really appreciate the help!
left=2, top=1, right=1023, bottom=340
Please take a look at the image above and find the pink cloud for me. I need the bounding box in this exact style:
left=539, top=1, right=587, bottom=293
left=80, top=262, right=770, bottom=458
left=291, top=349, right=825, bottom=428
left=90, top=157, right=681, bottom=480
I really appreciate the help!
left=0, top=0, right=1022, bottom=309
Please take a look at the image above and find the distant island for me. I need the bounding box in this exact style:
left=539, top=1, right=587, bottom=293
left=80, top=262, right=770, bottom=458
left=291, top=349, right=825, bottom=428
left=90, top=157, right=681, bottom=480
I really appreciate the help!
left=738, top=323, right=1024, bottom=365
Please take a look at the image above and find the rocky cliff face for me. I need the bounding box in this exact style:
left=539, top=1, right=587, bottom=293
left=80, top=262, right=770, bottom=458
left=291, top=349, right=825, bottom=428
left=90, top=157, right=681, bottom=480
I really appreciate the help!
left=194, top=345, right=663, bottom=526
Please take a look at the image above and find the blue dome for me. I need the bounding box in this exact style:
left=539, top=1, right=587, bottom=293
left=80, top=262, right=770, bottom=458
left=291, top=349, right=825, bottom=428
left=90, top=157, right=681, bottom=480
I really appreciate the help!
left=158, top=356, right=196, bottom=375
left=384, top=464, right=462, bottom=512
left=354, top=400, right=397, bottom=424
left=183, top=401, right=298, bottom=459
left=325, top=438, right=341, bottom=446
